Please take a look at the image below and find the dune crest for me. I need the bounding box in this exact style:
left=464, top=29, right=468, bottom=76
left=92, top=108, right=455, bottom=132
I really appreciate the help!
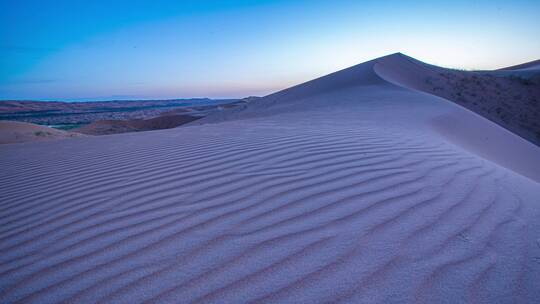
left=373, top=54, right=540, bottom=182
left=373, top=53, right=540, bottom=147
left=1, top=54, right=540, bottom=303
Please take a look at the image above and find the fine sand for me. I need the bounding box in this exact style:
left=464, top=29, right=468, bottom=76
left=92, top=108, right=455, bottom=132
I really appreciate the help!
left=1, top=53, right=540, bottom=303
left=372, top=54, right=540, bottom=146
left=0, top=121, right=83, bottom=144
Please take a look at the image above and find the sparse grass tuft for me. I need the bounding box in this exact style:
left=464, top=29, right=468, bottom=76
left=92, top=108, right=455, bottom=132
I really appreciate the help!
left=34, top=131, right=51, bottom=137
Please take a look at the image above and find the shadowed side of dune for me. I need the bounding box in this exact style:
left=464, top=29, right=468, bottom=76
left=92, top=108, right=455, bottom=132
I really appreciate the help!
left=374, top=53, right=540, bottom=146
left=373, top=53, right=540, bottom=182
left=195, top=53, right=540, bottom=182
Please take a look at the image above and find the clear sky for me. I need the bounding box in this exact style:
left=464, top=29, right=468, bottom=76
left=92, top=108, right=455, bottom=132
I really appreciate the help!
left=1, top=0, right=539, bottom=101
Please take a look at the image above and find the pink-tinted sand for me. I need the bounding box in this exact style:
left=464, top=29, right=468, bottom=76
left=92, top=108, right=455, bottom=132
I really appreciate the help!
left=1, top=54, right=539, bottom=303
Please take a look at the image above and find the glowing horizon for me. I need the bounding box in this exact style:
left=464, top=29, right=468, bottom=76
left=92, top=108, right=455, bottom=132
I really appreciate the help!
left=1, top=0, right=539, bottom=101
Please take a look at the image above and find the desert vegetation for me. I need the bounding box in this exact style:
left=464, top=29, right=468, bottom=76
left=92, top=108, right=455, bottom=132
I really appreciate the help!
left=423, top=70, right=540, bottom=144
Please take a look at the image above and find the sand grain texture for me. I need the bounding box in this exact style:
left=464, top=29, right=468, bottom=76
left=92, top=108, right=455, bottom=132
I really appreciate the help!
left=1, top=54, right=540, bottom=303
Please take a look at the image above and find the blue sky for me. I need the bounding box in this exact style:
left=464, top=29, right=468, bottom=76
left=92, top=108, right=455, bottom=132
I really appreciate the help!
left=1, top=0, right=539, bottom=101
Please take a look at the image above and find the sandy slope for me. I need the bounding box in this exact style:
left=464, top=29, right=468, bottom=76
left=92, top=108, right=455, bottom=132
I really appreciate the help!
left=372, top=53, right=540, bottom=146
left=74, top=114, right=201, bottom=135
left=1, top=54, right=540, bottom=303
left=0, top=121, right=83, bottom=144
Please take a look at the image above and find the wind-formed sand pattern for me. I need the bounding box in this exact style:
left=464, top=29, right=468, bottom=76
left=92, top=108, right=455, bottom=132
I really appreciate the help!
left=1, top=54, right=540, bottom=303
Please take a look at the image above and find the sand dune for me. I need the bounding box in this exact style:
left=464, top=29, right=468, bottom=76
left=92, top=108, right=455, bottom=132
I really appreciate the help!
left=1, top=53, right=540, bottom=303
left=372, top=53, right=540, bottom=146
left=0, top=121, right=84, bottom=144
